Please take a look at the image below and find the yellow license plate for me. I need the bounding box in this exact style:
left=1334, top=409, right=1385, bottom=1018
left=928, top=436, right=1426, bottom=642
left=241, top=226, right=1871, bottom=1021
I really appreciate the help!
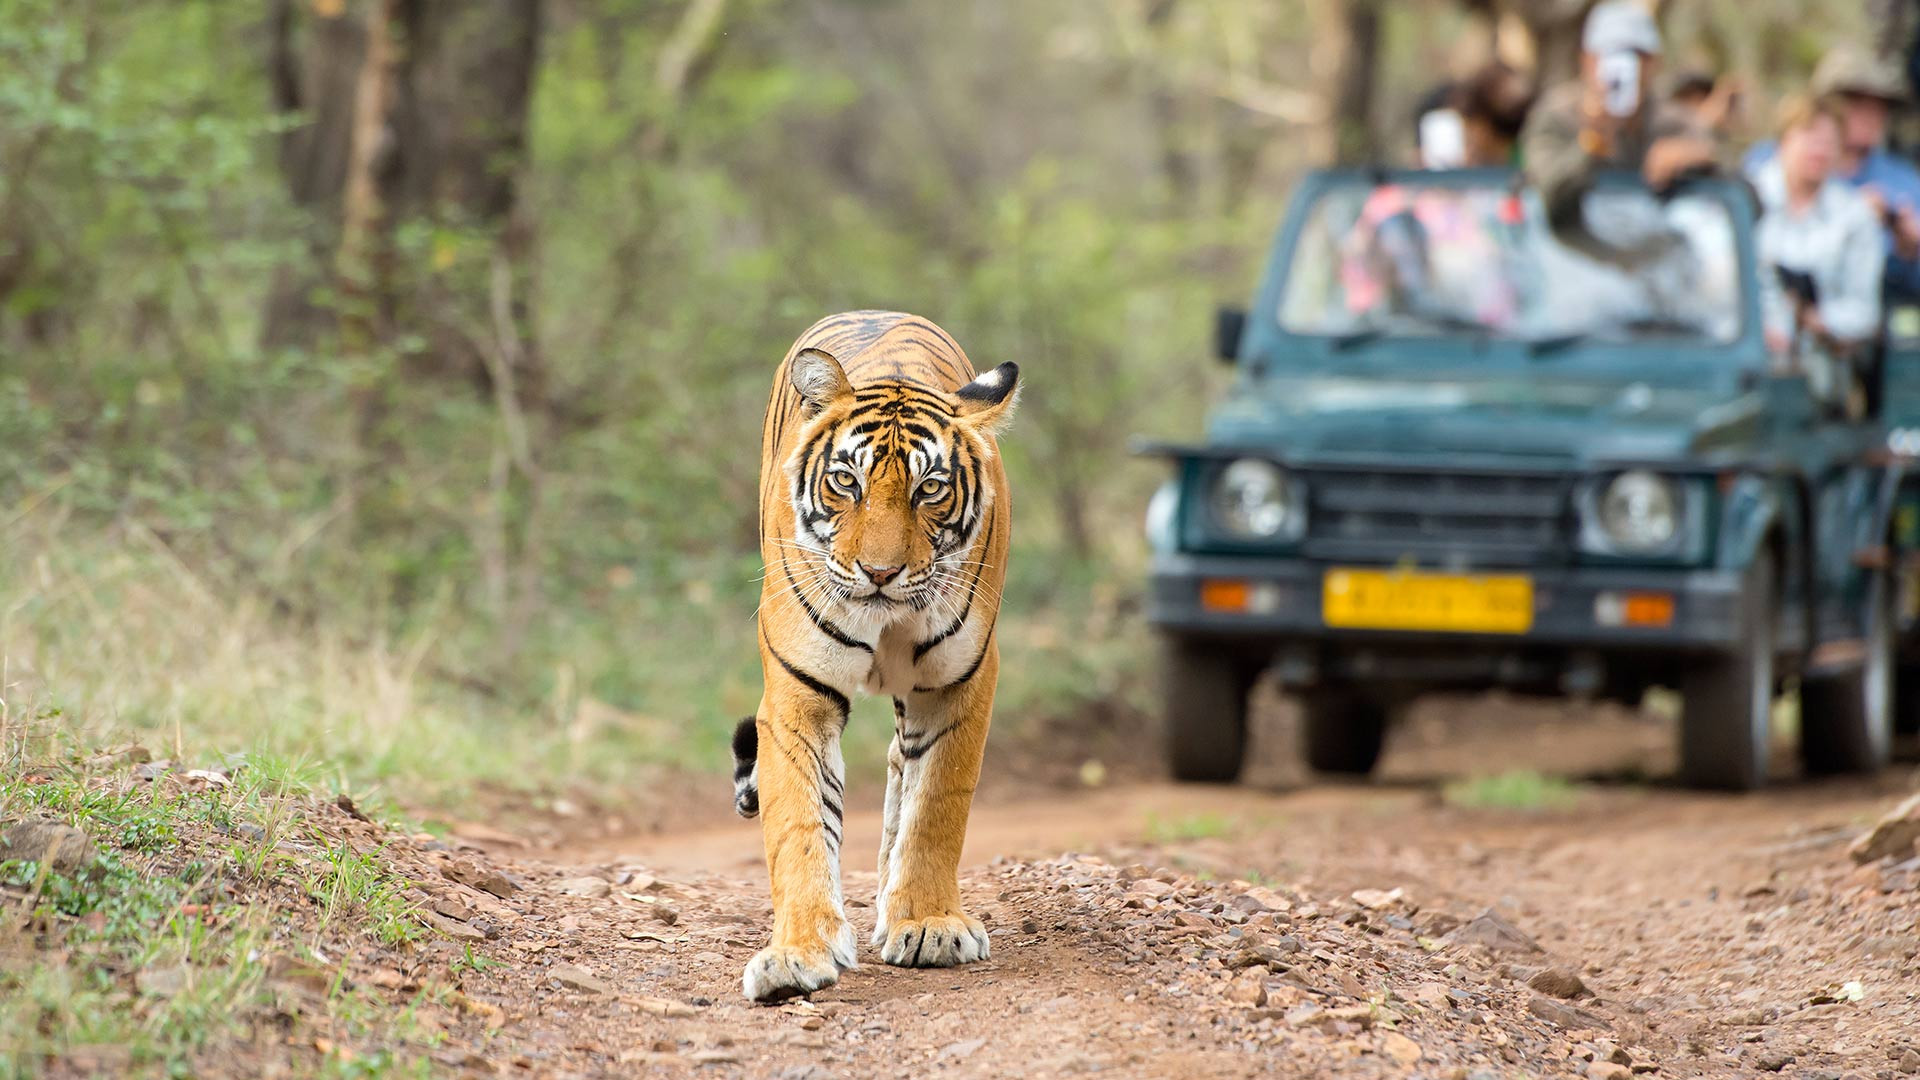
left=1322, top=568, right=1533, bottom=633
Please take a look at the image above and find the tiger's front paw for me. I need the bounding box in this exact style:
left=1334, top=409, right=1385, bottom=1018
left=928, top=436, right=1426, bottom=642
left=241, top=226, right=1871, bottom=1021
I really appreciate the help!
left=741, top=920, right=856, bottom=1003
left=878, top=912, right=991, bottom=968
left=742, top=944, right=839, bottom=1003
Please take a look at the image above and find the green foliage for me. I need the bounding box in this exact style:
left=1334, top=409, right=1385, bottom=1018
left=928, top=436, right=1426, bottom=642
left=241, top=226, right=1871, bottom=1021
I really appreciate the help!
left=1144, top=811, right=1241, bottom=843
left=0, top=735, right=436, bottom=1077
left=1442, top=770, right=1582, bottom=811
left=0, top=0, right=1873, bottom=803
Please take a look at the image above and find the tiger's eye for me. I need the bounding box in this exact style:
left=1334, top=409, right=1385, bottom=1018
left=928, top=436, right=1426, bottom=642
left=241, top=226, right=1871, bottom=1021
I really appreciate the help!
left=918, top=478, right=948, bottom=500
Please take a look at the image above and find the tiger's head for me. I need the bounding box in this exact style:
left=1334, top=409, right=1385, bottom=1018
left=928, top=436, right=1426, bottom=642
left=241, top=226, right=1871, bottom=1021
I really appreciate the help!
left=783, top=347, right=1019, bottom=615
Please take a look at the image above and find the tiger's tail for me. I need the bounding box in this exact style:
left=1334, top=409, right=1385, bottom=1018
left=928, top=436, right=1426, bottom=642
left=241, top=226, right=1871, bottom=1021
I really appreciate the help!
left=731, top=716, right=759, bottom=818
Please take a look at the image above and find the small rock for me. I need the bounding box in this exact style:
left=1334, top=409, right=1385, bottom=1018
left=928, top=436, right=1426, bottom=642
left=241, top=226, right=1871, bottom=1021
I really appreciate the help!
left=133, top=760, right=173, bottom=782
left=1227, top=942, right=1295, bottom=971
left=1382, top=1032, right=1422, bottom=1065
left=632, top=996, right=699, bottom=1017
left=0, top=822, right=96, bottom=872
left=689, top=1049, right=739, bottom=1065
left=1020, top=918, right=1041, bottom=934
left=549, top=963, right=613, bottom=995
left=432, top=896, right=476, bottom=922
left=1351, top=887, right=1405, bottom=910
left=1223, top=970, right=1268, bottom=1007
left=1445, top=909, right=1542, bottom=955
left=1899, top=1049, right=1920, bottom=1074
left=1129, top=879, right=1174, bottom=899
left=1586, top=1064, right=1632, bottom=1080
left=441, top=859, right=518, bottom=899
left=1752, top=1051, right=1795, bottom=1072
left=1863, top=935, right=1919, bottom=960
left=1238, top=885, right=1292, bottom=912
left=557, top=876, right=612, bottom=899
left=1528, top=966, right=1590, bottom=999
left=937, top=1039, right=985, bottom=1062
left=1528, top=993, right=1608, bottom=1031
left=421, top=911, right=485, bottom=942
left=1850, top=792, right=1920, bottom=863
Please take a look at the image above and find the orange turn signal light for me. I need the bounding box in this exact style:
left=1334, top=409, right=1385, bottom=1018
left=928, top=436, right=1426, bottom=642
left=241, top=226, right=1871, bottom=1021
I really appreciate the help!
left=1597, top=591, right=1674, bottom=628
left=1200, top=579, right=1251, bottom=613
left=1622, top=593, right=1674, bottom=627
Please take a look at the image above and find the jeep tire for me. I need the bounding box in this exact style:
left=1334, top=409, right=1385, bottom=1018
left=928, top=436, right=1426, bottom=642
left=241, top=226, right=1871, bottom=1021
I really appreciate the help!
left=1801, top=566, right=1895, bottom=775
left=1678, top=549, right=1776, bottom=791
left=1161, top=637, right=1260, bottom=783
left=1299, top=690, right=1390, bottom=776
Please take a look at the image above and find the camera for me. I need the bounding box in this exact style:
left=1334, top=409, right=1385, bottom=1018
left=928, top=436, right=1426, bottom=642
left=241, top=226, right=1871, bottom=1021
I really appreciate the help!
left=1597, top=51, right=1642, bottom=117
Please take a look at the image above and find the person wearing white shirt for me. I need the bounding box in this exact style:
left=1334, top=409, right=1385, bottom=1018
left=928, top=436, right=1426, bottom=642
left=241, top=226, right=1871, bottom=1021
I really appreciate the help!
left=1748, top=96, right=1886, bottom=411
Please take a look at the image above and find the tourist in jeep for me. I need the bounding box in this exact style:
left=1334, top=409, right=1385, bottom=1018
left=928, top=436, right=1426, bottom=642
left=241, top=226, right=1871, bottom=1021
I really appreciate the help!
left=1523, top=1, right=1718, bottom=249
left=1751, top=96, right=1885, bottom=412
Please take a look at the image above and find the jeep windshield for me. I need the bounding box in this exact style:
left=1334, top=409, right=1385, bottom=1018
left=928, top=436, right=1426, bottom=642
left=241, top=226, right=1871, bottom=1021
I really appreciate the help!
left=1277, top=174, right=1745, bottom=346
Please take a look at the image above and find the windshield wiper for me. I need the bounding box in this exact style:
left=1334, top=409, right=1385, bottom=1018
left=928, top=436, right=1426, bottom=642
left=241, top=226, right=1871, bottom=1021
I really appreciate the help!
left=1620, top=315, right=1704, bottom=338
left=1330, top=327, right=1385, bottom=350
left=1527, top=331, right=1590, bottom=356
left=1330, top=311, right=1487, bottom=350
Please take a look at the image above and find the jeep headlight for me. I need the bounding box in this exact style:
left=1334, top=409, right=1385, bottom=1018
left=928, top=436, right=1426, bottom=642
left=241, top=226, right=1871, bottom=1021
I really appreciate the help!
left=1587, top=470, right=1685, bottom=553
left=1210, top=458, right=1306, bottom=542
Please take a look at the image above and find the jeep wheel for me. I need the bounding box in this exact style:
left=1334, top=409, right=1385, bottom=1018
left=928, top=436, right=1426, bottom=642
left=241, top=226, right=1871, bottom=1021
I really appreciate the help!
left=1299, top=690, right=1390, bottom=776
left=1678, top=549, right=1776, bottom=791
left=1897, top=667, right=1920, bottom=742
left=1801, top=566, right=1895, bottom=775
left=1161, top=638, right=1260, bottom=783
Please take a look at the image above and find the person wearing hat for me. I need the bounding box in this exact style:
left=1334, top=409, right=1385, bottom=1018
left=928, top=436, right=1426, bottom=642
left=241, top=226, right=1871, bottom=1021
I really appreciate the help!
left=1746, top=45, right=1920, bottom=297
left=1523, top=1, right=1720, bottom=242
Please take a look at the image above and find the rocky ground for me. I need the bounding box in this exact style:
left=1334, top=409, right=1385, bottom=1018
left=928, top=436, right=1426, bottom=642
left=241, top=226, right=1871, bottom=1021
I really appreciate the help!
left=385, top=774, right=1920, bottom=1079
left=6, top=706, right=1920, bottom=1079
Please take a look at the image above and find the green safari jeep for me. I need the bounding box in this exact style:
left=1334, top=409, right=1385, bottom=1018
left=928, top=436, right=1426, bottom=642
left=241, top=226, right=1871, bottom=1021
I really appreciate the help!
left=1145, top=168, right=1919, bottom=790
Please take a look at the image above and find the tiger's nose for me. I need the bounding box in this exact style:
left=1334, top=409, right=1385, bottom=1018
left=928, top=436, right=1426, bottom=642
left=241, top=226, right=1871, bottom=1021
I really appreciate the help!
left=860, top=562, right=903, bottom=586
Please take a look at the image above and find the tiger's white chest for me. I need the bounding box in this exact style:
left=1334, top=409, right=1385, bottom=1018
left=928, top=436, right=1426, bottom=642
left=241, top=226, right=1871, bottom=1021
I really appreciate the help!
left=796, top=600, right=987, bottom=700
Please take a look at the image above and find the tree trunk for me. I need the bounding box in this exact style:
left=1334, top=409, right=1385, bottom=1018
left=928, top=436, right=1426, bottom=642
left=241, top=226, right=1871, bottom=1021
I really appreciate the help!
left=1310, top=0, right=1381, bottom=165
left=262, top=0, right=544, bottom=407
left=336, top=0, right=402, bottom=352
left=1503, top=0, right=1593, bottom=91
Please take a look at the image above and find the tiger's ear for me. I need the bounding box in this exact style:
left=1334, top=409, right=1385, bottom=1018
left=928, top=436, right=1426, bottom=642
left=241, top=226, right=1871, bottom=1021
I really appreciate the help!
left=790, top=347, right=853, bottom=416
left=953, top=362, right=1019, bottom=436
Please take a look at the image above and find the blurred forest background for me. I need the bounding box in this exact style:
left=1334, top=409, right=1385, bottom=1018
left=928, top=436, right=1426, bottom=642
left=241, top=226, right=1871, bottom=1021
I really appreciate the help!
left=0, top=0, right=1868, bottom=808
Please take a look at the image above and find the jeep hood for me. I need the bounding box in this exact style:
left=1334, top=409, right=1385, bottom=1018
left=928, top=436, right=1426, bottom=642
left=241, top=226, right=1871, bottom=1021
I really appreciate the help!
left=1205, top=377, right=1761, bottom=467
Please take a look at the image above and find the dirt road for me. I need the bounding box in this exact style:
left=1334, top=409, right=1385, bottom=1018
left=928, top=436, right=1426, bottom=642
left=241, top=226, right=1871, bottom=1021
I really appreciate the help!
left=421, top=705, right=1920, bottom=1080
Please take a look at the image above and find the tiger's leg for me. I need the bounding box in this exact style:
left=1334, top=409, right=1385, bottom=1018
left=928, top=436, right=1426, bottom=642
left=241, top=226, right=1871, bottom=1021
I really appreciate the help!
left=875, top=648, right=997, bottom=967
left=871, top=698, right=907, bottom=943
left=741, top=694, right=856, bottom=1002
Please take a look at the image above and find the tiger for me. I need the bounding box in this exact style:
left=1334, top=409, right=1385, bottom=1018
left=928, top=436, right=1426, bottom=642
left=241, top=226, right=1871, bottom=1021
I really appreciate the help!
left=729, top=310, right=1018, bottom=1002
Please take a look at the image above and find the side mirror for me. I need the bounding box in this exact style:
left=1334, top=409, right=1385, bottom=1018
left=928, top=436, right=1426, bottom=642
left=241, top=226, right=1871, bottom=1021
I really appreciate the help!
left=1214, top=306, right=1247, bottom=363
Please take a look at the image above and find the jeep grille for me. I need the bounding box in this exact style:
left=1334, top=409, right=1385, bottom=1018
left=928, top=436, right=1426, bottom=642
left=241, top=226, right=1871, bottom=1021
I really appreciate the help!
left=1302, top=468, right=1571, bottom=567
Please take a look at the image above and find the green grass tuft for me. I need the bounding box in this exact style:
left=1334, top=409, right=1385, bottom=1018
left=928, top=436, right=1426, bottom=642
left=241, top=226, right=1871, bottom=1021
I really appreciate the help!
left=1441, top=770, right=1582, bottom=811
